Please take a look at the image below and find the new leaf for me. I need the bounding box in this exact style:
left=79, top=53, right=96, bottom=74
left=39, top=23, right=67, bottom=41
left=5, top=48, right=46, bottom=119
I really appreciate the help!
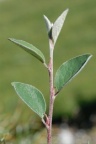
left=52, top=9, right=69, bottom=45
left=43, top=9, right=69, bottom=45
left=12, top=82, right=46, bottom=118
left=9, top=38, right=46, bottom=64
left=43, top=15, right=53, bottom=34
left=54, top=54, right=92, bottom=94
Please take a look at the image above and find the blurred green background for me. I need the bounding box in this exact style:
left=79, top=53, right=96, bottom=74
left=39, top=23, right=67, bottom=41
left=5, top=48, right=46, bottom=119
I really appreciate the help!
left=0, top=0, right=96, bottom=125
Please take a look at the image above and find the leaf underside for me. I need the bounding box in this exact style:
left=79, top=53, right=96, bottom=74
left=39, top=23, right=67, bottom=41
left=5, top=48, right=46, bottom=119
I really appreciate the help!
left=12, top=82, right=46, bottom=118
left=52, top=9, right=69, bottom=45
left=54, top=54, right=92, bottom=93
left=9, top=38, right=45, bottom=63
left=43, top=15, right=53, bottom=34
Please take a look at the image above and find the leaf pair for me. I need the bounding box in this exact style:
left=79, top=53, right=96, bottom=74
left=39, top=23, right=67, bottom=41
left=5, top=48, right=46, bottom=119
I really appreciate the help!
left=44, top=9, right=69, bottom=45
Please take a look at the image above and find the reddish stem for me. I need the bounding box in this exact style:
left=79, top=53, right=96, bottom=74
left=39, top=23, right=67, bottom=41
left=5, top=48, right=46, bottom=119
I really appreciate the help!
left=47, top=39, right=55, bottom=144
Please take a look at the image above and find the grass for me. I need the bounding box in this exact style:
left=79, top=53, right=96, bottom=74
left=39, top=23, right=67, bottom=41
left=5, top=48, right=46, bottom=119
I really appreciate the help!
left=0, top=0, right=96, bottom=123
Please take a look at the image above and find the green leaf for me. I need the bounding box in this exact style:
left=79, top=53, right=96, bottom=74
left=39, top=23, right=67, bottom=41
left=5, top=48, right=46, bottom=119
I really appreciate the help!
left=54, top=54, right=92, bottom=93
left=43, top=15, right=53, bottom=34
left=52, top=9, right=69, bottom=45
left=12, top=82, right=46, bottom=118
left=9, top=38, right=46, bottom=63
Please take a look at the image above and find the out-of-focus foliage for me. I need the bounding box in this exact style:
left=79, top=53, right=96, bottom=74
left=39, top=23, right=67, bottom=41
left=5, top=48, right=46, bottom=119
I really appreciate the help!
left=0, top=0, right=96, bottom=121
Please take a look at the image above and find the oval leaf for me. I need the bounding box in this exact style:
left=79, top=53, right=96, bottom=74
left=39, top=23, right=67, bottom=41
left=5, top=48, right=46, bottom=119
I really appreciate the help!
left=52, top=9, right=69, bottom=45
left=54, top=54, right=92, bottom=93
left=12, top=82, right=46, bottom=118
left=9, top=38, right=46, bottom=63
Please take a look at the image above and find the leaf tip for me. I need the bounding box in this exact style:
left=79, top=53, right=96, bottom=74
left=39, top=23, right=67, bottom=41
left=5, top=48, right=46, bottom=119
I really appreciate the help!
left=11, top=82, right=16, bottom=87
left=11, top=82, right=19, bottom=87
left=43, top=14, right=46, bottom=19
left=89, top=54, right=93, bottom=59
left=61, top=8, right=69, bottom=20
left=8, top=38, right=17, bottom=44
left=86, top=54, right=93, bottom=62
left=8, top=38, right=14, bottom=41
left=65, top=8, right=69, bottom=13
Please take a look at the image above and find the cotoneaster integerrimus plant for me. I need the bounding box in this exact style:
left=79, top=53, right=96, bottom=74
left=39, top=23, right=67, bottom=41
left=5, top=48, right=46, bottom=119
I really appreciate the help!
left=9, top=9, right=92, bottom=144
